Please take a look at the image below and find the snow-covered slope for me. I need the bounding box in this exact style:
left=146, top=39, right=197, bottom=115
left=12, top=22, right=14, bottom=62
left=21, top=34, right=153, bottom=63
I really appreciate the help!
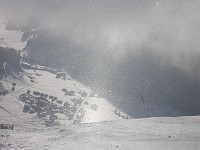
left=0, top=66, right=186, bottom=129
left=0, top=68, right=131, bottom=128
left=1, top=116, right=200, bottom=150
left=1, top=67, right=198, bottom=150
left=0, top=23, right=26, bottom=50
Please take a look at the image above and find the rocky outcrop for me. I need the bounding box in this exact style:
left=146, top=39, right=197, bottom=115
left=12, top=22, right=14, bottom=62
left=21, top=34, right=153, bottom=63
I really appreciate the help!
left=0, top=47, right=22, bottom=73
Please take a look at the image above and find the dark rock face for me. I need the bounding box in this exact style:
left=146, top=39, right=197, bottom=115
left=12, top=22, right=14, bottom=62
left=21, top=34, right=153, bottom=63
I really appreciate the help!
left=0, top=47, right=22, bottom=73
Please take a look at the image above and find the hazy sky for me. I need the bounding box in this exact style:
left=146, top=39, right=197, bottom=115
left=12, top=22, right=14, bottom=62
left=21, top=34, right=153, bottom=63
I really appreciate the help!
left=1, top=0, right=200, bottom=77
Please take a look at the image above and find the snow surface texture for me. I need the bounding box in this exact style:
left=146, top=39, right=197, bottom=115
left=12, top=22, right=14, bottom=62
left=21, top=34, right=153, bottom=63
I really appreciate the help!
left=0, top=23, right=26, bottom=50
left=1, top=116, right=200, bottom=150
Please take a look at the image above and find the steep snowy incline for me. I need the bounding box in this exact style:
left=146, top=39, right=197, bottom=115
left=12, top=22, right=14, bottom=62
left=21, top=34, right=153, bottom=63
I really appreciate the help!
left=1, top=67, right=185, bottom=129
left=0, top=66, right=185, bottom=129
left=1, top=116, right=200, bottom=150
left=0, top=68, right=131, bottom=128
